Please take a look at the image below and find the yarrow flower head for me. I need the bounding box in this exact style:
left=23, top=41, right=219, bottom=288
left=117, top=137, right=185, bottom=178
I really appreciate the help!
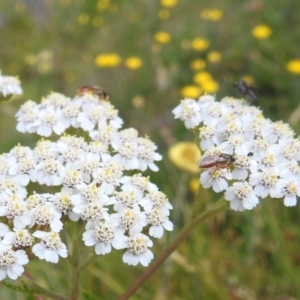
left=0, top=71, right=23, bottom=100
left=173, top=94, right=300, bottom=211
left=0, top=77, right=173, bottom=280
left=0, top=245, right=29, bottom=280
left=122, top=233, right=154, bottom=266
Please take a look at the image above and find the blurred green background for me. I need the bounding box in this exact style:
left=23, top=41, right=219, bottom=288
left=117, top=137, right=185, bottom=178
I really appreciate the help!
left=1, top=0, right=300, bottom=299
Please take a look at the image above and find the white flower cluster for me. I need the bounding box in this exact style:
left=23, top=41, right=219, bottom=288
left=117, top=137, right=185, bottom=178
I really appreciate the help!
left=0, top=71, right=23, bottom=98
left=0, top=90, right=173, bottom=281
left=173, top=94, right=300, bottom=211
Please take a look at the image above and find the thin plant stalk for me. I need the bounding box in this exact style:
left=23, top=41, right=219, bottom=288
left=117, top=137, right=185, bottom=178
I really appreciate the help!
left=118, top=198, right=229, bottom=300
left=15, top=276, right=69, bottom=300
left=69, top=222, right=81, bottom=300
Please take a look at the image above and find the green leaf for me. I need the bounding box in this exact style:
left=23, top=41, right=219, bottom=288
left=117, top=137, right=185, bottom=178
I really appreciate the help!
left=1, top=280, right=34, bottom=295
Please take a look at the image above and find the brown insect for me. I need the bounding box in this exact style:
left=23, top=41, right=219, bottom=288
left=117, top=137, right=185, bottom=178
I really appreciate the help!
left=233, top=80, right=259, bottom=104
left=198, top=153, right=235, bottom=170
left=199, top=152, right=253, bottom=171
left=77, top=85, right=110, bottom=101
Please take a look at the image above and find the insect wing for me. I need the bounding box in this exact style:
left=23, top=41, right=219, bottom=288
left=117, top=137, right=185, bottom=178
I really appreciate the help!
left=233, top=80, right=259, bottom=104
left=216, top=155, right=230, bottom=162
left=77, top=85, right=110, bottom=100
left=247, top=86, right=259, bottom=101
left=94, top=87, right=110, bottom=100
left=198, top=156, right=219, bottom=168
left=77, top=85, right=93, bottom=95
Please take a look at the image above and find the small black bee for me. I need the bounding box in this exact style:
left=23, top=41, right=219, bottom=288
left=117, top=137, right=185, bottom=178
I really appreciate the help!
left=233, top=80, right=259, bottom=105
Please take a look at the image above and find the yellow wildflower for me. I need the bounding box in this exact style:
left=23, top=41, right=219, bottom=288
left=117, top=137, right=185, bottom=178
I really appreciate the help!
left=77, top=14, right=90, bottom=25
left=189, top=178, right=200, bottom=193
left=193, top=71, right=212, bottom=85
left=286, top=59, right=300, bottom=75
left=25, top=50, right=54, bottom=74
left=95, top=53, right=121, bottom=68
left=200, top=9, right=224, bottom=21
left=191, top=38, right=210, bottom=51
left=154, top=31, right=171, bottom=44
left=208, top=9, right=224, bottom=21
left=125, top=57, right=143, bottom=70
left=180, top=85, right=202, bottom=98
left=160, top=0, right=178, bottom=7
left=241, top=75, right=255, bottom=85
left=168, top=142, right=201, bottom=174
left=200, top=9, right=210, bottom=19
left=158, top=9, right=170, bottom=20
left=201, top=80, right=219, bottom=93
left=194, top=71, right=219, bottom=93
left=97, top=0, right=110, bottom=10
left=207, top=51, right=222, bottom=63
left=37, top=62, right=53, bottom=74
left=131, top=96, right=145, bottom=108
left=251, top=25, right=272, bottom=39
left=190, top=59, right=206, bottom=70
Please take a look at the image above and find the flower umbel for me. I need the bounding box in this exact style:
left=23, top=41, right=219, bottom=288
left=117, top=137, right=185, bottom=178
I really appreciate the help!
left=122, top=233, right=154, bottom=267
left=173, top=94, right=300, bottom=210
left=0, top=74, right=173, bottom=281
left=0, top=71, right=23, bottom=100
left=0, top=247, right=28, bottom=280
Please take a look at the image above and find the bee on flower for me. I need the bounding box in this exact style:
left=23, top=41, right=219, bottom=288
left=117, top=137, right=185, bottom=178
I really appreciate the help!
left=0, top=72, right=174, bottom=282
left=173, top=94, right=300, bottom=210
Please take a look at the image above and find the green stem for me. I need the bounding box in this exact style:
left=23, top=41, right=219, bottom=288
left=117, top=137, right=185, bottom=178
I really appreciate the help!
left=16, top=276, right=69, bottom=300
left=193, top=127, right=201, bottom=148
left=118, top=198, right=229, bottom=300
left=78, top=254, right=98, bottom=272
left=69, top=222, right=81, bottom=300
left=191, top=126, right=212, bottom=217
left=190, top=185, right=212, bottom=219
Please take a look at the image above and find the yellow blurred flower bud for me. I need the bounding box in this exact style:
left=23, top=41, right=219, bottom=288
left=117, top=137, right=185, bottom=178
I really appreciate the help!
left=286, top=59, right=300, bottom=75
left=191, top=38, right=210, bottom=51
left=251, top=25, right=272, bottom=39
left=154, top=31, right=171, bottom=44
left=95, top=53, right=121, bottom=68
left=125, top=57, right=143, bottom=70
left=168, top=142, right=201, bottom=174
left=180, top=85, right=202, bottom=98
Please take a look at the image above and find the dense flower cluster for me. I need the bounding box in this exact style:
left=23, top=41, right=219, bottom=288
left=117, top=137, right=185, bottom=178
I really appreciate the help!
left=0, top=71, right=23, bottom=99
left=0, top=89, right=173, bottom=280
left=173, top=94, right=300, bottom=211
